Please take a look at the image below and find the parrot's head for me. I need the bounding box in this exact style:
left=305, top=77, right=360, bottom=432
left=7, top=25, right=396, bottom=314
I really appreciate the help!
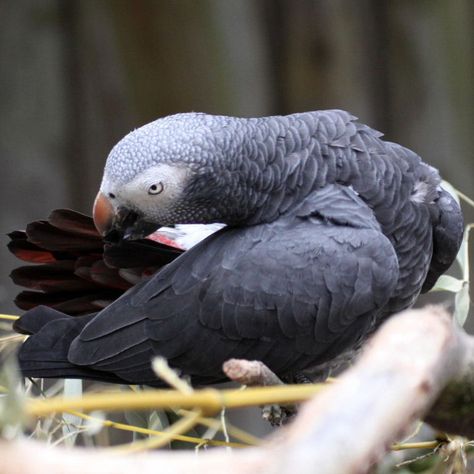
left=93, top=113, right=254, bottom=241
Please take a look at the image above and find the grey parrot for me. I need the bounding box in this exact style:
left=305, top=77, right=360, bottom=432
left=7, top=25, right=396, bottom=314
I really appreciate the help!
left=14, top=109, right=463, bottom=385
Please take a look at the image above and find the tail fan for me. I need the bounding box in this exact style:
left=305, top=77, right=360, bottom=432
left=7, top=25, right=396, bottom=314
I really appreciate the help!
left=8, top=209, right=183, bottom=315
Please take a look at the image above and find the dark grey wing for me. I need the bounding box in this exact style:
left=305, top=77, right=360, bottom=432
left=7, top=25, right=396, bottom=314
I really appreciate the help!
left=69, top=185, right=399, bottom=384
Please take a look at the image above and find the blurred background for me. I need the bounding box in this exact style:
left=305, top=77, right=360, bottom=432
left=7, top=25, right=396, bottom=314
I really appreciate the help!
left=0, top=0, right=473, bottom=312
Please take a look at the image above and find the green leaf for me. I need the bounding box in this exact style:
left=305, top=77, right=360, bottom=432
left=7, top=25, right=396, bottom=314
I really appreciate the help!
left=455, top=227, right=470, bottom=280
left=440, top=180, right=461, bottom=205
left=430, top=275, right=465, bottom=293
left=454, top=282, right=470, bottom=327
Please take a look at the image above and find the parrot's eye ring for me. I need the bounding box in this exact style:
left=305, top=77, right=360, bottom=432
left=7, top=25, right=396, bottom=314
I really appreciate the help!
left=148, top=182, right=164, bottom=195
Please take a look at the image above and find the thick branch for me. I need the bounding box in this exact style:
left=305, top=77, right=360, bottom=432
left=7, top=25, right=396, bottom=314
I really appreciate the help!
left=2, top=306, right=474, bottom=474
left=272, top=305, right=470, bottom=472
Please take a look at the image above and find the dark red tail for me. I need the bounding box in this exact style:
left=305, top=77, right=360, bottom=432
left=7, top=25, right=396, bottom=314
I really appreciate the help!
left=8, top=209, right=183, bottom=315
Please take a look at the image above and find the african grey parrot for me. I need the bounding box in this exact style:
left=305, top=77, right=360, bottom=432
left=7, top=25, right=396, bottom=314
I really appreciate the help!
left=14, top=109, right=463, bottom=385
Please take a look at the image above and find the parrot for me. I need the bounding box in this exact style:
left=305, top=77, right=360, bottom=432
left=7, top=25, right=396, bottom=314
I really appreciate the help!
left=11, top=109, right=463, bottom=386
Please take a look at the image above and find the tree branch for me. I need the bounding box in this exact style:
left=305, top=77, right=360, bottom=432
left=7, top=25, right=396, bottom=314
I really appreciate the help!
left=223, top=358, right=285, bottom=386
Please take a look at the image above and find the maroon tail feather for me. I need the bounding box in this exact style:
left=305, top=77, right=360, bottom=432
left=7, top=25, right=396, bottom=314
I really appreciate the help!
left=8, top=209, right=183, bottom=315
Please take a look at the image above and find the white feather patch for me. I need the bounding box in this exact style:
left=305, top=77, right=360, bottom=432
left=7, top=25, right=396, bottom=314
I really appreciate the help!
left=150, top=223, right=226, bottom=250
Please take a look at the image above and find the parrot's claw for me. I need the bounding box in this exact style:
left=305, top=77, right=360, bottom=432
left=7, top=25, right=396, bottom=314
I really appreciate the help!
left=261, top=404, right=297, bottom=426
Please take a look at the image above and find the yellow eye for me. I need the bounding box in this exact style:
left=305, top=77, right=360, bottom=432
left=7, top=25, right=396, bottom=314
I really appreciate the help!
left=148, top=182, right=164, bottom=195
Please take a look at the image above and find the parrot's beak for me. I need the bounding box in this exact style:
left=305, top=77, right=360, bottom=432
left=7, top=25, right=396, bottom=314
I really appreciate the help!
left=93, top=192, right=114, bottom=237
left=93, top=192, right=160, bottom=242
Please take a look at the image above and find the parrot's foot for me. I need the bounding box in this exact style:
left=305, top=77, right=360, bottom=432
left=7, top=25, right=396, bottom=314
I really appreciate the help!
left=223, top=358, right=299, bottom=426
left=262, top=403, right=297, bottom=426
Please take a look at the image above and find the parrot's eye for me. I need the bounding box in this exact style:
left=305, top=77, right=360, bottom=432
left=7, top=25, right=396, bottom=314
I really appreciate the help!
left=148, top=182, right=164, bottom=195
left=108, top=193, right=116, bottom=199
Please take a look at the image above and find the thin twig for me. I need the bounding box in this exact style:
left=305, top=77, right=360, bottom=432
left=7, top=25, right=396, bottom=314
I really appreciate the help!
left=26, top=384, right=325, bottom=417
left=66, top=409, right=247, bottom=448
left=176, top=408, right=262, bottom=446
left=0, top=314, right=19, bottom=321
left=108, top=410, right=203, bottom=454
left=152, top=357, right=194, bottom=394
left=391, top=440, right=443, bottom=451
